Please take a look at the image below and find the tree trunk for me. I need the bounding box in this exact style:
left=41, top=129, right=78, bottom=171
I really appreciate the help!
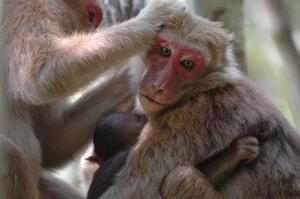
left=189, top=0, right=245, bottom=72
left=248, top=0, right=300, bottom=128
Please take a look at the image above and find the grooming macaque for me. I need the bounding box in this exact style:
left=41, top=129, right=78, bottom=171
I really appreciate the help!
left=0, top=0, right=186, bottom=198
left=88, top=115, right=258, bottom=199
left=99, top=12, right=300, bottom=199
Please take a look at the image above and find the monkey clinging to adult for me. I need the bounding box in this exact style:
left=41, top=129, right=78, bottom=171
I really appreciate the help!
left=87, top=111, right=258, bottom=199
left=93, top=112, right=146, bottom=164
left=0, top=0, right=186, bottom=198
left=99, top=12, right=300, bottom=199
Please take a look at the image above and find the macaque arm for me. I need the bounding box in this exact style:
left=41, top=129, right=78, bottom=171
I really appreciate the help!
left=7, top=1, right=185, bottom=105
left=63, top=66, right=132, bottom=121
left=17, top=18, right=154, bottom=105
left=198, top=148, right=241, bottom=189
left=199, top=137, right=259, bottom=189
left=162, top=137, right=259, bottom=198
left=36, top=69, right=132, bottom=168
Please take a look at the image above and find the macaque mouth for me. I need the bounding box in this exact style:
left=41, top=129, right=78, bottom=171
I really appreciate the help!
left=140, top=94, right=168, bottom=106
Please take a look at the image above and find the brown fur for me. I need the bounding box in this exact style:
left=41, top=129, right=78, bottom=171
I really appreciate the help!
left=88, top=132, right=258, bottom=199
left=99, top=12, right=300, bottom=199
left=0, top=0, right=185, bottom=198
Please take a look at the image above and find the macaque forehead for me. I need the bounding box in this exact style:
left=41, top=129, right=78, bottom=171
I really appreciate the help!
left=156, top=32, right=212, bottom=66
left=155, top=35, right=201, bottom=54
left=160, top=12, right=231, bottom=63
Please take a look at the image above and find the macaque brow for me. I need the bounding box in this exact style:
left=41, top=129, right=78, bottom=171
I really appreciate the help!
left=155, top=35, right=203, bottom=55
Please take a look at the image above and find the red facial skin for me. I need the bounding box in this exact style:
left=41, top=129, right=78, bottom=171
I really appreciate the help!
left=139, top=35, right=205, bottom=113
left=83, top=0, right=103, bottom=29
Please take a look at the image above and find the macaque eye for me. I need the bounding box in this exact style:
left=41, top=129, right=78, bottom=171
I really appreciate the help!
left=159, top=46, right=171, bottom=57
left=180, top=59, right=195, bottom=70
left=88, top=10, right=96, bottom=23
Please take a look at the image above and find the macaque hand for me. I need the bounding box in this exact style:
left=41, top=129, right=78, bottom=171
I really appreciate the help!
left=233, top=136, right=259, bottom=165
left=137, top=0, right=187, bottom=31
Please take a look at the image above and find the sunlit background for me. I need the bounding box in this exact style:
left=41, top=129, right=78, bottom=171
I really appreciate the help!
left=56, top=0, right=300, bottom=195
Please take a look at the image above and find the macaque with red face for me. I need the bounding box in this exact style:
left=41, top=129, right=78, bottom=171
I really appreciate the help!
left=0, top=0, right=186, bottom=198
left=99, top=12, right=300, bottom=199
left=139, top=35, right=207, bottom=112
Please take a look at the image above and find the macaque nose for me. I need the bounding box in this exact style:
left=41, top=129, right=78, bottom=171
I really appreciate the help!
left=151, top=84, right=164, bottom=95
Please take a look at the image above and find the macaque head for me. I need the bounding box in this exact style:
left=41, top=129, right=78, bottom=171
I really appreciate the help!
left=93, top=113, right=146, bottom=163
left=138, top=13, right=234, bottom=114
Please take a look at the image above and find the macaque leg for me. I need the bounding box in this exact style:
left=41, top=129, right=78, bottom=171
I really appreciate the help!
left=39, top=172, right=84, bottom=199
left=0, top=135, right=39, bottom=199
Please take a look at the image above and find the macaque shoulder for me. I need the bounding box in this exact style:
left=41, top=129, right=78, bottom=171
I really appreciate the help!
left=182, top=79, right=279, bottom=136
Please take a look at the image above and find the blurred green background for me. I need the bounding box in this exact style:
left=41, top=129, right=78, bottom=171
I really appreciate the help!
left=185, top=0, right=300, bottom=129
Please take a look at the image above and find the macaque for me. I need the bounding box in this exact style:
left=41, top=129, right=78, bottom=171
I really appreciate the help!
left=99, top=12, right=300, bottom=199
left=93, top=112, right=146, bottom=163
left=0, top=0, right=186, bottom=198
left=79, top=112, right=145, bottom=195
left=78, top=99, right=140, bottom=193
left=87, top=112, right=146, bottom=198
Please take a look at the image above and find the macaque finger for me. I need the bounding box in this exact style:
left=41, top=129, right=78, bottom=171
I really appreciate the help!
left=242, top=137, right=259, bottom=146
left=243, top=146, right=259, bottom=164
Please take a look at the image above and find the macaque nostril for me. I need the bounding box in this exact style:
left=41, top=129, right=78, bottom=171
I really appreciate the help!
left=151, top=84, right=164, bottom=95
left=156, top=89, right=164, bottom=95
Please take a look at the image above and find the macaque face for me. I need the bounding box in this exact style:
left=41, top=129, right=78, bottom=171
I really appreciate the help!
left=139, top=35, right=205, bottom=114
left=83, top=0, right=103, bottom=29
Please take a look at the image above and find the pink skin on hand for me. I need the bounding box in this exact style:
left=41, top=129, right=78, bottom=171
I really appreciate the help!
left=84, top=0, right=103, bottom=29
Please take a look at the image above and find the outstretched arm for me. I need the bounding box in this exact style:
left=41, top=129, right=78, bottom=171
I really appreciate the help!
left=5, top=0, right=185, bottom=105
